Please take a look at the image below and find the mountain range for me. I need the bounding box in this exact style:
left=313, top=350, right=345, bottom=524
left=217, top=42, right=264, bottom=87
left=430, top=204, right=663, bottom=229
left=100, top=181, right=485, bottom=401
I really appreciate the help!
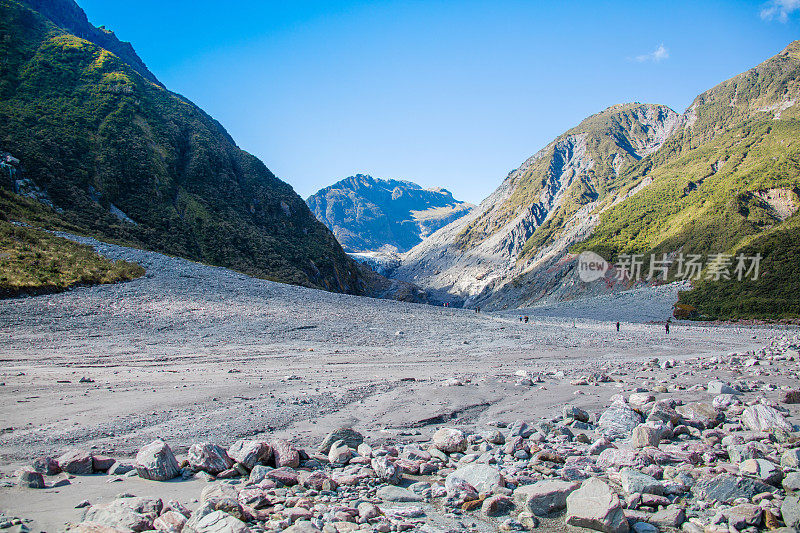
left=307, top=174, right=473, bottom=253
left=392, top=43, right=800, bottom=318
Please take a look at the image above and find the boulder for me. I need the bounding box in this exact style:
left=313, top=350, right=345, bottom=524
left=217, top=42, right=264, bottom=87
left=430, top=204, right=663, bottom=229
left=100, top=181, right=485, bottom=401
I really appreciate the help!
left=620, top=468, right=663, bottom=495
left=17, top=470, right=45, bottom=489
left=741, top=404, right=793, bottom=433
left=513, top=480, right=580, bottom=516
left=481, top=495, right=514, bottom=517
left=58, top=450, right=94, bottom=475
left=376, top=485, right=423, bottom=502
left=227, top=440, right=271, bottom=470
left=188, top=443, right=234, bottom=475
left=269, top=438, right=300, bottom=468
left=31, top=456, right=61, bottom=475
left=707, top=381, right=740, bottom=395
left=327, top=440, right=353, bottom=465
left=782, top=494, right=800, bottom=530
left=723, top=504, right=763, bottom=530
left=446, top=463, right=504, bottom=494
left=432, top=427, right=467, bottom=453
left=675, top=403, right=722, bottom=429
left=739, top=458, right=783, bottom=485
left=135, top=440, right=180, bottom=481
left=84, top=497, right=162, bottom=532
left=630, top=425, right=661, bottom=449
left=200, top=483, right=242, bottom=519
left=598, top=402, right=643, bottom=439
left=371, top=456, right=401, bottom=485
left=565, top=477, right=629, bottom=533
left=318, top=428, right=364, bottom=453
left=188, top=510, right=250, bottom=533
left=782, top=449, right=800, bottom=469
left=153, top=511, right=187, bottom=532
left=694, top=474, right=774, bottom=503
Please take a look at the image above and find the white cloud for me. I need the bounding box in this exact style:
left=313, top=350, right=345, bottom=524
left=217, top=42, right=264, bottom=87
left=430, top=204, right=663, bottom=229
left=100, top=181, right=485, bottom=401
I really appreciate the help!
left=634, top=43, right=669, bottom=63
left=761, top=0, right=800, bottom=22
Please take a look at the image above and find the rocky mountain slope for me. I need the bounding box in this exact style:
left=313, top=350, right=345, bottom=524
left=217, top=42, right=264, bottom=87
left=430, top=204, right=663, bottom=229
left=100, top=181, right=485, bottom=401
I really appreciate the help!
left=396, top=42, right=800, bottom=318
left=307, top=174, right=473, bottom=253
left=395, top=103, right=681, bottom=305
left=0, top=0, right=373, bottom=294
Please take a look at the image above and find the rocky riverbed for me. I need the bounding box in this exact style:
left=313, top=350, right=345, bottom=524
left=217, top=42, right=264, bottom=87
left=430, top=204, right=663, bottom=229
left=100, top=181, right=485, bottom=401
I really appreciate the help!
left=0, top=236, right=798, bottom=532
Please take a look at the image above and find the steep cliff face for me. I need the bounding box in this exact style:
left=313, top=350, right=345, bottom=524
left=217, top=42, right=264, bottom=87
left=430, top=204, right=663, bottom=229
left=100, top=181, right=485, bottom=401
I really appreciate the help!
left=307, top=174, right=473, bottom=253
left=394, top=103, right=680, bottom=305
left=0, top=0, right=370, bottom=294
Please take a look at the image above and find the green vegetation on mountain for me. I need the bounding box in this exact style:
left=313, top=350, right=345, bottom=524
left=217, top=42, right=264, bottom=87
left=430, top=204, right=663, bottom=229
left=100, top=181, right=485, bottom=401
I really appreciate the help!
left=572, top=42, right=800, bottom=319
left=0, top=217, right=144, bottom=297
left=0, top=0, right=366, bottom=294
left=455, top=103, right=677, bottom=253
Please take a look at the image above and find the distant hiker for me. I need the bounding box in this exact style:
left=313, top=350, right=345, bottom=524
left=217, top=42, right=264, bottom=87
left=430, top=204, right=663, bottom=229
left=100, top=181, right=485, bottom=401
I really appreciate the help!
left=524, top=316, right=529, bottom=323
left=665, top=321, right=670, bottom=334
left=616, top=321, right=620, bottom=332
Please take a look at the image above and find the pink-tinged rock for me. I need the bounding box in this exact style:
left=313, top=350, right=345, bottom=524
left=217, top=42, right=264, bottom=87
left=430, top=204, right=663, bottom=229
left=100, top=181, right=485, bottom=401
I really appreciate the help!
left=227, top=440, right=271, bottom=470
left=299, top=470, right=337, bottom=491
left=32, top=456, right=61, bottom=475
left=266, top=466, right=299, bottom=486
left=188, top=443, right=234, bottom=475
left=58, top=450, right=94, bottom=475
left=238, top=487, right=272, bottom=509
left=135, top=440, right=181, bottom=481
left=270, top=438, right=300, bottom=468
left=92, top=455, right=117, bottom=473
left=597, top=448, right=652, bottom=469
left=153, top=510, right=186, bottom=532
left=286, top=507, right=313, bottom=523
left=395, top=458, right=421, bottom=474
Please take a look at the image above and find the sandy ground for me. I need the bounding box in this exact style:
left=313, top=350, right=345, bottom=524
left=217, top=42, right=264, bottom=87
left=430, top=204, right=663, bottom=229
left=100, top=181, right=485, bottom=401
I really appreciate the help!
left=0, top=235, right=795, bottom=530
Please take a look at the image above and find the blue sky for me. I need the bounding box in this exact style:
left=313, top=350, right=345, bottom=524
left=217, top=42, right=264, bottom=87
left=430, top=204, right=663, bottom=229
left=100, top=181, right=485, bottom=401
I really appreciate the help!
left=78, top=0, right=800, bottom=204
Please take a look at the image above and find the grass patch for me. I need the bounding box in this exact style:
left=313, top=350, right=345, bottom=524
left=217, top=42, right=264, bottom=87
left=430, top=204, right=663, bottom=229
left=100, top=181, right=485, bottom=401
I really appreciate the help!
left=0, top=218, right=144, bottom=297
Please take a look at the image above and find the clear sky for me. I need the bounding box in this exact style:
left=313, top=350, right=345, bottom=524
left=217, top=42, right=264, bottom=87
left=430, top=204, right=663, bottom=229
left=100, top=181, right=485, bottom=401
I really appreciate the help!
left=77, top=0, right=800, bottom=204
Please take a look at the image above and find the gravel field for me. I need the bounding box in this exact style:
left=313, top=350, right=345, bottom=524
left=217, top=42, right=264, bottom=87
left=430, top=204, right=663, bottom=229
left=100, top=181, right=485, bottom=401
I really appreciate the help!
left=0, top=235, right=796, bottom=531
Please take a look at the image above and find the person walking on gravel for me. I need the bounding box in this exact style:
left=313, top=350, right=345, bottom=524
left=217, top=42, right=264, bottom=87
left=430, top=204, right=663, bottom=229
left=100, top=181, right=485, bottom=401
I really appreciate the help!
left=665, top=320, right=670, bottom=334
left=616, top=321, right=620, bottom=332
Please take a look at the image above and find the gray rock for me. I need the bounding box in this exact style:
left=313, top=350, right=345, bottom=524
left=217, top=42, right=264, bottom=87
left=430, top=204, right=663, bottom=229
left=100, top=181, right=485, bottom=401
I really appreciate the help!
left=599, top=402, right=643, bottom=439
left=188, top=443, right=233, bottom=475
left=784, top=472, right=800, bottom=491
left=782, top=494, right=800, bottom=530
left=513, top=480, right=580, bottom=516
left=620, top=468, right=663, bottom=495
left=739, top=458, right=783, bottom=485
left=371, top=456, right=401, bottom=485
left=376, top=485, right=423, bottom=502
left=694, top=474, right=774, bottom=503
left=84, top=496, right=162, bottom=532
left=227, top=440, right=270, bottom=470
left=708, top=381, right=740, bottom=395
left=650, top=506, right=685, bottom=528
left=17, top=471, right=44, bottom=489
left=564, top=405, right=590, bottom=423
left=781, top=449, right=800, bottom=469
left=107, top=462, right=135, bottom=476
left=327, top=439, right=353, bottom=465
left=565, top=477, right=629, bottom=533
left=31, top=456, right=60, bottom=475
left=432, top=427, right=467, bottom=453
left=446, top=463, right=503, bottom=494
left=135, top=440, right=180, bottom=481
left=318, top=428, right=363, bottom=453
left=675, top=403, right=722, bottom=429
left=741, top=404, right=792, bottom=433
left=481, top=495, right=514, bottom=517
left=188, top=510, right=250, bottom=533
left=282, top=520, right=322, bottom=533
left=630, top=425, right=661, bottom=448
